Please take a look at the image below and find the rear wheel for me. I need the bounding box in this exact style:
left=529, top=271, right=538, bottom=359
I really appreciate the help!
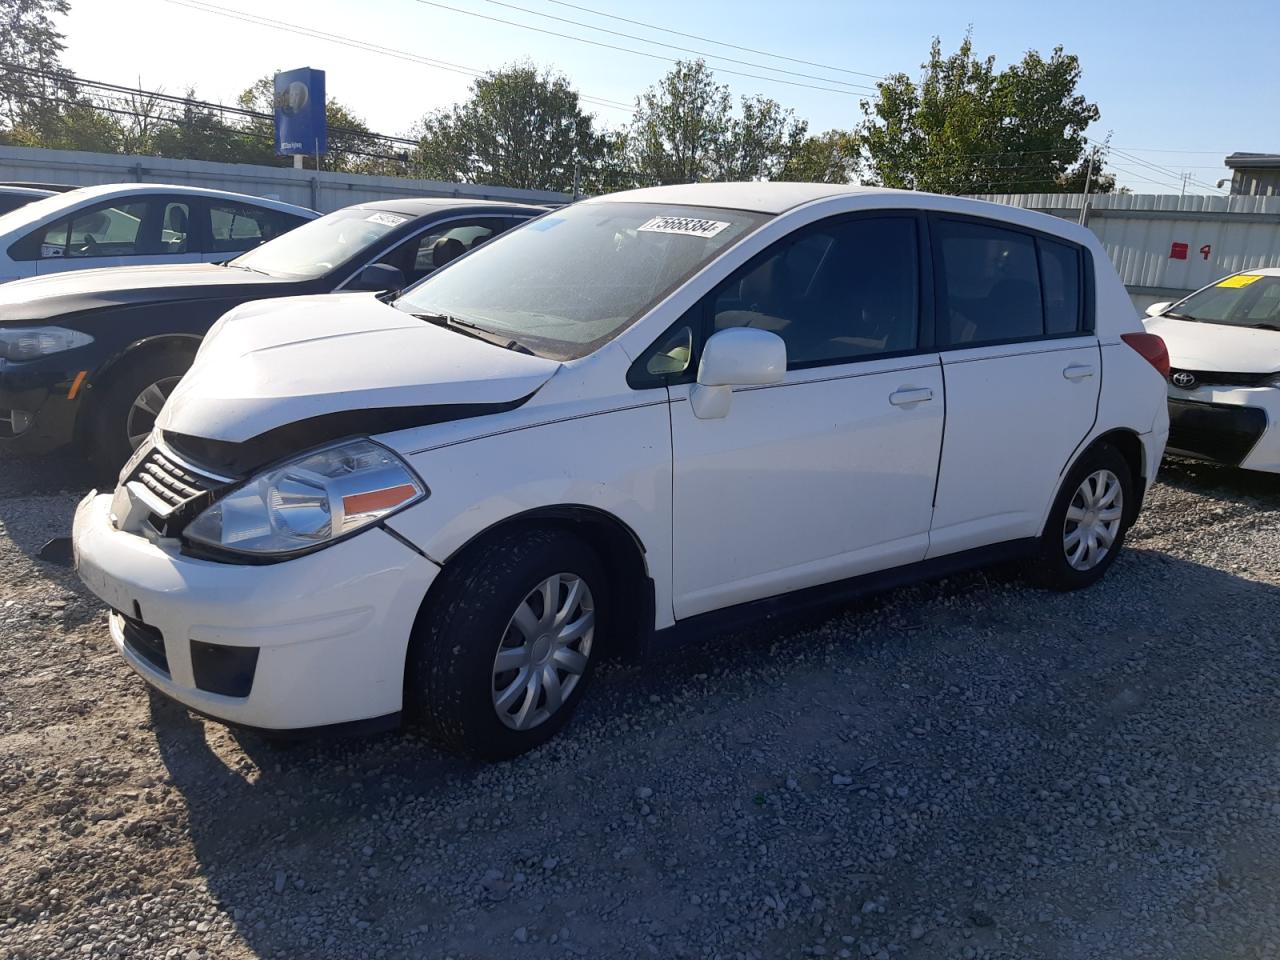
left=407, top=527, right=607, bottom=760
left=1031, top=443, right=1133, bottom=591
left=87, top=346, right=195, bottom=481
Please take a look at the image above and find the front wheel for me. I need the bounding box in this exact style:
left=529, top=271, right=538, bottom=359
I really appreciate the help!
left=87, top=347, right=195, bottom=480
left=407, top=527, right=608, bottom=760
left=1031, top=443, right=1134, bottom=591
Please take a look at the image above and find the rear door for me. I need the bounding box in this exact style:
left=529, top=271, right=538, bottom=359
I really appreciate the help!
left=926, top=215, right=1100, bottom=557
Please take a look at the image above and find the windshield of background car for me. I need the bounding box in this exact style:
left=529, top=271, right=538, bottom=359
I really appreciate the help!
left=392, top=202, right=772, bottom=359
left=230, top=207, right=409, bottom=279
left=1171, top=274, right=1280, bottom=329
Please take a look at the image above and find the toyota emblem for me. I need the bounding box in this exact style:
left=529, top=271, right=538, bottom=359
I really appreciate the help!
left=1171, top=370, right=1196, bottom=388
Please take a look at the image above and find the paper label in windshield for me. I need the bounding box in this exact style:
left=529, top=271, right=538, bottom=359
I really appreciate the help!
left=637, top=216, right=730, bottom=239
left=1217, top=273, right=1264, bottom=288
left=365, top=212, right=409, bottom=227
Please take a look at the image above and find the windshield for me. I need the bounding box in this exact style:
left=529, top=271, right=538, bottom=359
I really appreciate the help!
left=393, top=201, right=771, bottom=359
left=230, top=206, right=411, bottom=279
left=1168, top=274, right=1280, bottom=329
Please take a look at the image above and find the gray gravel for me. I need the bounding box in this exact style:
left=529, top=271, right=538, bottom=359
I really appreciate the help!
left=2, top=453, right=1279, bottom=959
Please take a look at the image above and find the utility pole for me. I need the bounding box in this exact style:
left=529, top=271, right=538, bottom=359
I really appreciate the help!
left=1179, top=171, right=1189, bottom=199
left=1078, top=147, right=1095, bottom=226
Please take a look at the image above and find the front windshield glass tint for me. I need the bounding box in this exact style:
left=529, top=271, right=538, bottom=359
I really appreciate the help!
left=1172, top=274, right=1280, bottom=328
left=230, top=207, right=410, bottom=279
left=394, top=201, right=771, bottom=359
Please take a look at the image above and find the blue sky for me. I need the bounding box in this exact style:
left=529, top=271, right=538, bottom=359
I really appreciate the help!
left=61, top=0, right=1280, bottom=194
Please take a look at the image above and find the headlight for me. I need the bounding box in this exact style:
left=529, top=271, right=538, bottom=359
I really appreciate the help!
left=185, top=439, right=426, bottom=557
left=0, top=326, right=94, bottom=361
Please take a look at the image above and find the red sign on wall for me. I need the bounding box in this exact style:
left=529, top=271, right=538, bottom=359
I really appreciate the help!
left=1170, top=242, right=1189, bottom=260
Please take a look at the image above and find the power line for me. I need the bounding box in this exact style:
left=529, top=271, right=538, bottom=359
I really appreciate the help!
left=475, top=0, right=877, bottom=92
left=411, top=0, right=866, bottom=96
left=161, top=0, right=635, bottom=114
left=543, top=0, right=885, bottom=81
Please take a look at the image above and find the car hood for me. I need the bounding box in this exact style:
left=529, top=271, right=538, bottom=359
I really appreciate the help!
left=1144, top=315, right=1280, bottom=373
left=0, top=263, right=293, bottom=321
left=158, top=293, right=561, bottom=446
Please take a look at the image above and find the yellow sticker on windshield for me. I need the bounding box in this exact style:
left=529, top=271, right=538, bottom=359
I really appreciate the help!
left=1216, top=274, right=1264, bottom=288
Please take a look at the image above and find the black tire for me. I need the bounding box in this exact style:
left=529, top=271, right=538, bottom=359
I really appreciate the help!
left=1031, top=442, right=1134, bottom=591
left=86, top=345, right=195, bottom=482
left=407, top=527, right=608, bottom=760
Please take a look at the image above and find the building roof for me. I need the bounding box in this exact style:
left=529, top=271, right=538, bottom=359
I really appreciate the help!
left=1225, top=153, right=1280, bottom=171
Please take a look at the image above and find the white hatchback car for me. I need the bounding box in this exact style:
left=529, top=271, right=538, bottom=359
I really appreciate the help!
left=72, top=184, right=1170, bottom=758
left=0, top=183, right=315, bottom=283
left=1143, top=269, right=1280, bottom=473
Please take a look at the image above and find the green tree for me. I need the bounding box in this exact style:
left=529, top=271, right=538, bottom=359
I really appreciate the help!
left=628, top=60, right=731, bottom=185
left=859, top=33, right=1107, bottom=194
left=629, top=60, right=813, bottom=185
left=779, top=129, right=861, bottom=184
left=414, top=64, right=601, bottom=192
left=0, top=0, right=72, bottom=139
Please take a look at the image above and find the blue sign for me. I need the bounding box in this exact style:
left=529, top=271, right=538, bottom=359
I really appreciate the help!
left=273, top=67, right=326, bottom=156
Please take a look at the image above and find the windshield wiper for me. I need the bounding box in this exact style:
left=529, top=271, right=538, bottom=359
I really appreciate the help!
left=411, top=312, right=534, bottom=355
left=1163, top=311, right=1198, bottom=321
left=1250, top=322, right=1280, bottom=331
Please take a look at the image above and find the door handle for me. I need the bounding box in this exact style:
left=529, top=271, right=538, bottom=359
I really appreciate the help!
left=1063, top=363, right=1095, bottom=381
left=889, top=387, right=934, bottom=407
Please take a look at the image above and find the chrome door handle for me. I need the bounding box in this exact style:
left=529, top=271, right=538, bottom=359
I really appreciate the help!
left=889, top=387, right=934, bottom=406
left=1063, top=364, right=1095, bottom=381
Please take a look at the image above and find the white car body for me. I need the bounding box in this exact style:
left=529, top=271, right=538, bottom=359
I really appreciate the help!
left=72, top=184, right=1170, bottom=739
left=1143, top=268, right=1280, bottom=473
left=0, top=183, right=316, bottom=283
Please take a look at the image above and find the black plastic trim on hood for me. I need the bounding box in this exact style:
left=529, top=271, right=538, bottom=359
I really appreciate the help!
left=163, top=392, right=538, bottom=477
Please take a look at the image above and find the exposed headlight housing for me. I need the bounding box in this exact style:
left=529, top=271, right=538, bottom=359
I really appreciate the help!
left=0, top=326, right=94, bottom=361
left=185, top=439, right=426, bottom=558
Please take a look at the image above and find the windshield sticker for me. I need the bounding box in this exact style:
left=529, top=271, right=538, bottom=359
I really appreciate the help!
left=365, top=212, right=409, bottom=227
left=637, top=216, right=730, bottom=239
left=1217, top=273, right=1264, bottom=288
left=528, top=217, right=565, bottom=232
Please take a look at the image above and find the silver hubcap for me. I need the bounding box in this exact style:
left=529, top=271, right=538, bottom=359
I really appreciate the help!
left=126, top=376, right=181, bottom=450
left=1063, top=469, right=1124, bottom=571
left=491, top=573, right=594, bottom=731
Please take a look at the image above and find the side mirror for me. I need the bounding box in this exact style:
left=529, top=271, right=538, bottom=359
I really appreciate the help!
left=691, top=327, right=786, bottom=419
left=1145, top=301, right=1173, bottom=318
left=352, top=262, right=405, bottom=292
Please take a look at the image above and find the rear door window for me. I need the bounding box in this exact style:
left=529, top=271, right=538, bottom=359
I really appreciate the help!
left=1039, top=237, right=1083, bottom=335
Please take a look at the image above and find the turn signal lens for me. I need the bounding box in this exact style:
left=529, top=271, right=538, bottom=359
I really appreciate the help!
left=1121, top=332, right=1170, bottom=379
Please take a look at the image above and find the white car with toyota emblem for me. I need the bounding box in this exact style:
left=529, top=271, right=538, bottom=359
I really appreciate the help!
left=1144, top=268, right=1280, bottom=474
left=72, top=184, right=1170, bottom=759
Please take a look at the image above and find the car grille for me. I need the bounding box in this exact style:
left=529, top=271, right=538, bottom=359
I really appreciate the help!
left=127, top=446, right=224, bottom=512
left=1169, top=368, right=1275, bottom=389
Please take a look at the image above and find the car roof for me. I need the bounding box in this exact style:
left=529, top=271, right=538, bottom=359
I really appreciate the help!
left=0, top=185, right=55, bottom=198
left=352, top=197, right=550, bottom=217
left=589, top=182, right=902, bottom=215
left=591, top=181, right=1098, bottom=247
left=44, top=182, right=317, bottom=215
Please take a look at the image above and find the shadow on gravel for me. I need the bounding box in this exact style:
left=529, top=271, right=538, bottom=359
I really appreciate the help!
left=1157, top=455, right=1279, bottom=502
left=0, top=451, right=92, bottom=560
left=146, top=543, right=1280, bottom=959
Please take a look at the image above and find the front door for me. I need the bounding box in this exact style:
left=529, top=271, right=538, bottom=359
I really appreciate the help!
left=667, top=213, right=945, bottom=620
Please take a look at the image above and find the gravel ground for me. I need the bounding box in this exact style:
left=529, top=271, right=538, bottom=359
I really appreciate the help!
left=1, top=453, right=1279, bottom=960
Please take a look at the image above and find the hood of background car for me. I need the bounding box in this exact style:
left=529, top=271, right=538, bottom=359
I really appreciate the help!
left=157, top=293, right=561, bottom=447
left=0, top=263, right=293, bottom=322
left=1144, top=314, right=1280, bottom=373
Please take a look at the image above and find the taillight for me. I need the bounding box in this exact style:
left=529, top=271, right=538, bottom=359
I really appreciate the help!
left=1121, top=332, right=1170, bottom=379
